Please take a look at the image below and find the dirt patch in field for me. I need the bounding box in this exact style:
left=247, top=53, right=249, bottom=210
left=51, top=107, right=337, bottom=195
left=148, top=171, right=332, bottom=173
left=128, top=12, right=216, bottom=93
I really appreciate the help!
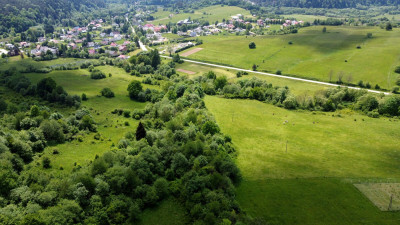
left=181, top=48, right=203, bottom=57
left=177, top=69, right=196, bottom=75
left=355, top=183, right=400, bottom=211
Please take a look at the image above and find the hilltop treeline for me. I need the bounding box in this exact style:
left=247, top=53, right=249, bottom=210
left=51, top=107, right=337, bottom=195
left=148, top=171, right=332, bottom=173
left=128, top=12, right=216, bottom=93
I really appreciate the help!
left=146, top=0, right=258, bottom=10
left=0, top=0, right=105, bottom=34
left=251, top=0, right=400, bottom=8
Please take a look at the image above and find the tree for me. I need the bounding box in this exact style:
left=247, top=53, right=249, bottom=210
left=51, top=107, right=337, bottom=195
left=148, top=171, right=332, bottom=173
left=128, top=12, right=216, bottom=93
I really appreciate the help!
left=172, top=54, right=182, bottom=63
left=30, top=105, right=39, bottom=117
left=101, top=88, right=115, bottom=98
left=252, top=64, right=257, bottom=71
left=386, top=23, right=392, bottom=31
left=82, top=93, right=88, bottom=101
left=136, top=122, right=146, bottom=141
left=42, top=157, right=51, bottom=168
left=37, top=77, right=56, bottom=98
left=214, top=76, right=228, bottom=90
left=249, top=42, right=256, bottom=49
left=322, top=27, right=327, bottom=33
left=167, top=46, right=174, bottom=56
left=150, top=49, right=161, bottom=69
left=40, top=120, right=64, bottom=143
left=127, top=80, right=143, bottom=100
left=202, top=121, right=220, bottom=135
left=0, top=99, right=7, bottom=112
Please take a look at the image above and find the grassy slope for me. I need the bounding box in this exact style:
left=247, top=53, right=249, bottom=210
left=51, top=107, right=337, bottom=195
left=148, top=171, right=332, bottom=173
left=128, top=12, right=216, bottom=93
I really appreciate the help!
left=149, top=5, right=252, bottom=25
left=23, top=65, right=153, bottom=172
left=205, top=96, right=400, bottom=224
left=182, top=26, right=400, bottom=89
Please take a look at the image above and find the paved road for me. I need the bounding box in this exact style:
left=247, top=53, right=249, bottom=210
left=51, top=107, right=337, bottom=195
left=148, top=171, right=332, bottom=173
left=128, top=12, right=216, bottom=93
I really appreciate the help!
left=125, top=17, right=147, bottom=51
left=161, top=56, right=391, bottom=95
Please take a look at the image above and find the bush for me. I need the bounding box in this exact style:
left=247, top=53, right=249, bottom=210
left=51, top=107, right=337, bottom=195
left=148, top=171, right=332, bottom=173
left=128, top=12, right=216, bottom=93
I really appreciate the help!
left=276, top=70, right=282, bottom=75
left=283, top=95, right=298, bottom=110
left=395, top=66, right=400, bottom=74
left=101, top=88, right=115, bottom=98
left=123, top=110, right=131, bottom=118
left=90, top=69, right=106, bottom=79
left=82, top=93, right=88, bottom=101
left=249, top=42, right=256, bottom=49
left=42, top=157, right=51, bottom=169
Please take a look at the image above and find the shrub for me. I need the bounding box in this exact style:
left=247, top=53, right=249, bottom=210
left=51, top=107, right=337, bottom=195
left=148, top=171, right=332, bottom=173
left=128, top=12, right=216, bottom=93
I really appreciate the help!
left=276, top=70, right=282, bottom=75
left=249, top=42, right=256, bottom=49
left=42, top=157, right=51, bottom=169
left=283, top=95, right=298, bottom=110
left=123, top=110, right=131, bottom=118
left=395, top=66, right=400, bottom=74
left=90, top=69, right=106, bottom=79
left=101, top=88, right=115, bottom=98
left=82, top=93, right=88, bottom=101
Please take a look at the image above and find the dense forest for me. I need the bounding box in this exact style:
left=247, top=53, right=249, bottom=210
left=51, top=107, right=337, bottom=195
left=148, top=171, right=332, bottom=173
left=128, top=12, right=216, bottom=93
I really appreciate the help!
left=251, top=0, right=400, bottom=8
left=0, top=0, right=105, bottom=34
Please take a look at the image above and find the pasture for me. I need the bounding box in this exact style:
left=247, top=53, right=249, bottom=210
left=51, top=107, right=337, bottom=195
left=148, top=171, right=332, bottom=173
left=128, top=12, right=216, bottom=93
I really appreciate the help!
left=205, top=96, right=400, bottom=224
left=182, top=26, right=400, bottom=89
left=149, top=5, right=252, bottom=25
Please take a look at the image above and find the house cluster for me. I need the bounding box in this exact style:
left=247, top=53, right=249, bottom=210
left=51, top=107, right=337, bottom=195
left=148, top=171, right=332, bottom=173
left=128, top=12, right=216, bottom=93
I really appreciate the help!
left=282, top=19, right=304, bottom=27
left=175, top=18, right=251, bottom=37
left=140, top=24, right=168, bottom=32
left=30, top=45, right=58, bottom=57
left=0, top=43, right=20, bottom=56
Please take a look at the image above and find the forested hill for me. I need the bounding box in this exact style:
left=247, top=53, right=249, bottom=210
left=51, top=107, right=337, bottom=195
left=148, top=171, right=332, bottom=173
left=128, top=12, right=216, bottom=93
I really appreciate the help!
left=145, top=0, right=258, bottom=10
left=0, top=0, right=106, bottom=33
left=251, top=0, right=400, bottom=8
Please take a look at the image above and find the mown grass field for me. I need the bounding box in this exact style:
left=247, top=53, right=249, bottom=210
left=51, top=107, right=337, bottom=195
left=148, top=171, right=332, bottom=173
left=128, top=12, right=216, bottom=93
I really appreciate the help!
left=149, top=5, right=252, bottom=25
left=205, top=96, right=400, bottom=224
left=182, top=26, right=400, bottom=89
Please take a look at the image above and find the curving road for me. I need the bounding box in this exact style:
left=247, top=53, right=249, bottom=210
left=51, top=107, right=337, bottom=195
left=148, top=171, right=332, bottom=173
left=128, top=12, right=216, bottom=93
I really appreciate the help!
left=161, top=56, right=391, bottom=95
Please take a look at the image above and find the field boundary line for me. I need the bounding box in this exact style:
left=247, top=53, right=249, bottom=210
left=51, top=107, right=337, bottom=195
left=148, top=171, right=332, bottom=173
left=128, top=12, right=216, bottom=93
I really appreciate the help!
left=162, top=56, right=391, bottom=95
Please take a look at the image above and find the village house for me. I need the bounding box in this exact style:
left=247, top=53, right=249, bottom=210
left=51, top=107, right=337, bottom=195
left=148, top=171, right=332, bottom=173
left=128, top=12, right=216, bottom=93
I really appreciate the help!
left=118, top=45, right=127, bottom=52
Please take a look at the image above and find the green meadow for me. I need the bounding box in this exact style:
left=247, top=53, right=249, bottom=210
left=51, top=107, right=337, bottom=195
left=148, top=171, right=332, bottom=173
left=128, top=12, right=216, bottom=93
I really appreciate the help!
left=205, top=96, right=400, bottom=224
left=21, top=64, right=156, bottom=172
left=149, top=5, right=252, bottom=25
left=181, top=26, right=400, bottom=89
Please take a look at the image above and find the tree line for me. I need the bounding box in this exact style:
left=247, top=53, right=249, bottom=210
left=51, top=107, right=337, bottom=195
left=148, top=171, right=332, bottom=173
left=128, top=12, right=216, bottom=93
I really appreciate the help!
left=251, top=0, right=400, bottom=8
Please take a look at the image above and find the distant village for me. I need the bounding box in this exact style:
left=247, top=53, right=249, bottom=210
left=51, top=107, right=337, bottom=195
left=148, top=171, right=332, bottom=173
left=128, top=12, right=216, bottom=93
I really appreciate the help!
left=0, top=11, right=304, bottom=60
